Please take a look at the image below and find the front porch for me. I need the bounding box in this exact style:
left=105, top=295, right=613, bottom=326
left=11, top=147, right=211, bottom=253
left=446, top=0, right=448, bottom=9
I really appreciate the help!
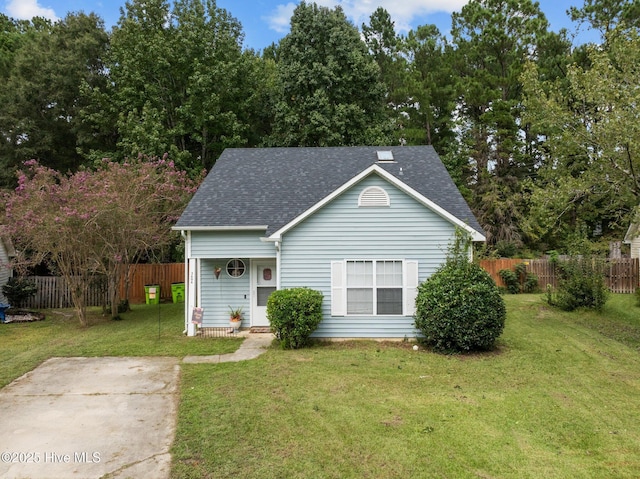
left=184, top=256, right=277, bottom=336
left=190, top=325, right=273, bottom=338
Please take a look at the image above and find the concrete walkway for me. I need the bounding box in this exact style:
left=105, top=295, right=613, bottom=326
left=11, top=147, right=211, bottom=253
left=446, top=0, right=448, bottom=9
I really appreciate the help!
left=183, top=332, right=274, bottom=364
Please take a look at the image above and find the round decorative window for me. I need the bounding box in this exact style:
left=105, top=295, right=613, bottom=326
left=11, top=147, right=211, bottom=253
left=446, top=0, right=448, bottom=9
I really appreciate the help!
left=226, top=259, right=246, bottom=278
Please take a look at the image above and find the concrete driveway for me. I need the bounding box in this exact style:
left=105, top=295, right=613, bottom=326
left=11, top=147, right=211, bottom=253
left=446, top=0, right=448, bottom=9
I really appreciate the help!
left=0, top=356, right=180, bottom=479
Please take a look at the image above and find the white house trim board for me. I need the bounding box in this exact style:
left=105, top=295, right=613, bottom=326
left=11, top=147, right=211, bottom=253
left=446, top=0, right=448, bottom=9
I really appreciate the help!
left=186, top=257, right=198, bottom=336
left=269, top=165, right=485, bottom=242
left=624, top=222, right=639, bottom=244
left=184, top=257, right=188, bottom=331
left=183, top=231, right=190, bottom=334
left=275, top=241, right=282, bottom=289
left=172, top=225, right=268, bottom=232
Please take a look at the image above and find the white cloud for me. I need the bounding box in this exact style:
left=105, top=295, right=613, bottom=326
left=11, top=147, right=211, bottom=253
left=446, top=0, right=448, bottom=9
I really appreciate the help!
left=264, top=2, right=297, bottom=34
left=5, top=0, right=59, bottom=22
left=266, top=0, right=469, bottom=35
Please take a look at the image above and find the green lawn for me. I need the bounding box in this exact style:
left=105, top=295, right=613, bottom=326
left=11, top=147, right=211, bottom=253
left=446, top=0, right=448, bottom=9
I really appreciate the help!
left=172, top=294, right=640, bottom=479
left=0, top=302, right=241, bottom=388
left=2, top=295, right=640, bottom=478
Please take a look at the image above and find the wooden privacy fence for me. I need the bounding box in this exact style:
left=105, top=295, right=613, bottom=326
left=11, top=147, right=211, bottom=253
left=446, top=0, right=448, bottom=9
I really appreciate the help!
left=19, top=259, right=639, bottom=309
left=22, top=276, right=108, bottom=310
left=480, top=258, right=640, bottom=294
left=603, top=259, right=640, bottom=294
left=20, top=264, right=185, bottom=309
left=118, top=263, right=184, bottom=303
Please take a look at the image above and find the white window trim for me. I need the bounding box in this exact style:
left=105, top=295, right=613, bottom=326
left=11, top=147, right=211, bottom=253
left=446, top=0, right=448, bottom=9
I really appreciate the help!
left=226, top=258, right=246, bottom=278
left=331, top=259, right=418, bottom=317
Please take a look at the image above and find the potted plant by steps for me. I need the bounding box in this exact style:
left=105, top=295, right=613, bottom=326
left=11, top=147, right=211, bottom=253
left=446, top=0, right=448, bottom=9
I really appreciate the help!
left=229, top=306, right=243, bottom=331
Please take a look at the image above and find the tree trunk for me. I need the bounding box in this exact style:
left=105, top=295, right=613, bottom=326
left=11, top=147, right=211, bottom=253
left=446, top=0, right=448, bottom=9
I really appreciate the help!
left=123, top=263, right=134, bottom=306
left=67, top=276, right=89, bottom=327
left=109, top=270, right=120, bottom=320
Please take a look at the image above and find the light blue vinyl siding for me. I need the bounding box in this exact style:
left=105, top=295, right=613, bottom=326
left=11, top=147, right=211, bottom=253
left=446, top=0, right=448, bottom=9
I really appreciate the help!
left=280, top=174, right=457, bottom=338
left=199, top=259, right=251, bottom=327
left=0, top=242, right=11, bottom=303
left=190, top=230, right=275, bottom=258
left=190, top=231, right=274, bottom=326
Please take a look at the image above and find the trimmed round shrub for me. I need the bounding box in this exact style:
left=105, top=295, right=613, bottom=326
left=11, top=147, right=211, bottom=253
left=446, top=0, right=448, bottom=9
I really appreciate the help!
left=414, top=260, right=506, bottom=353
left=267, top=287, right=323, bottom=349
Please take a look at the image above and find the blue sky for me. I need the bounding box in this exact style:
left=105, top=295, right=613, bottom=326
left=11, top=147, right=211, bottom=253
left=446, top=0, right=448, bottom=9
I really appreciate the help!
left=2, top=0, right=600, bottom=50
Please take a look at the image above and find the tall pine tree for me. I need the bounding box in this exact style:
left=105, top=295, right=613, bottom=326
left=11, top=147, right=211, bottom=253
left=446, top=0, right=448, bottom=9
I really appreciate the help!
left=268, top=2, right=391, bottom=147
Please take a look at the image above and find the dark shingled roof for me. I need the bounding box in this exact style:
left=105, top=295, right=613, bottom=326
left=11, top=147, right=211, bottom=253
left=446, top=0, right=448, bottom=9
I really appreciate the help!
left=175, top=146, right=484, bottom=237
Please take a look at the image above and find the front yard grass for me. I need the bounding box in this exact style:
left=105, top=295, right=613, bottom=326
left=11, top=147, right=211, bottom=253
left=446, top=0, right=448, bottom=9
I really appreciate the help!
left=172, top=294, right=640, bottom=479
left=0, top=302, right=241, bottom=388
left=2, top=295, right=640, bottom=477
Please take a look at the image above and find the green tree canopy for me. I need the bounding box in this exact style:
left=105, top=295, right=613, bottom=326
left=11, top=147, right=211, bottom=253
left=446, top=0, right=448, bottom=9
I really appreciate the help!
left=522, top=27, right=640, bottom=250
left=402, top=25, right=457, bottom=153
left=450, top=0, right=552, bottom=248
left=97, top=0, right=267, bottom=171
left=267, top=1, right=391, bottom=147
left=0, top=13, right=108, bottom=187
left=569, top=0, right=640, bottom=36
left=362, top=7, right=407, bottom=110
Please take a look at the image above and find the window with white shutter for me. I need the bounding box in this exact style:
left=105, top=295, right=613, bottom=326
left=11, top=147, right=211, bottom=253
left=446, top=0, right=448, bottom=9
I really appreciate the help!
left=331, top=261, right=346, bottom=316
left=330, top=260, right=418, bottom=316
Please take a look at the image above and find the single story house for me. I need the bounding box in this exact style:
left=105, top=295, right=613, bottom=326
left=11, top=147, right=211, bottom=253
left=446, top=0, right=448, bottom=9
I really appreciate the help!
left=624, top=210, right=640, bottom=258
left=0, top=236, right=14, bottom=303
left=174, top=146, right=485, bottom=338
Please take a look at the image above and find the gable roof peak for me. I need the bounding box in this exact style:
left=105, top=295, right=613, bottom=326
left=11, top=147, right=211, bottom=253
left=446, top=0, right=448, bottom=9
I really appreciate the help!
left=175, top=146, right=484, bottom=238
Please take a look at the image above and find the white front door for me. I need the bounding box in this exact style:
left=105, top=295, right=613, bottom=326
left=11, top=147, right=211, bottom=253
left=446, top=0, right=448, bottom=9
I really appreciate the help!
left=252, top=259, right=277, bottom=327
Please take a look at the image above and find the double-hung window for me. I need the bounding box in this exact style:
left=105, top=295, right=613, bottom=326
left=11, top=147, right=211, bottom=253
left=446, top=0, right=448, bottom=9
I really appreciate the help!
left=346, top=260, right=403, bottom=315
left=332, top=259, right=418, bottom=316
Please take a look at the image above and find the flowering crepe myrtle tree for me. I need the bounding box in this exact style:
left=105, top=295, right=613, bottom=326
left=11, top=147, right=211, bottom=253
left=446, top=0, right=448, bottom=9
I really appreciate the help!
left=2, top=157, right=201, bottom=325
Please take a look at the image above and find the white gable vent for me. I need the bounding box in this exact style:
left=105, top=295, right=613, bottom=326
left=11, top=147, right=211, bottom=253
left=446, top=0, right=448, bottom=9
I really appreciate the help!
left=359, top=186, right=390, bottom=207
left=376, top=151, right=394, bottom=162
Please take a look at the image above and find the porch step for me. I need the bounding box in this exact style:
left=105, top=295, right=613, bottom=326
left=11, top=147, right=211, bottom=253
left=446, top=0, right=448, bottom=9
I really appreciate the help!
left=250, top=326, right=272, bottom=334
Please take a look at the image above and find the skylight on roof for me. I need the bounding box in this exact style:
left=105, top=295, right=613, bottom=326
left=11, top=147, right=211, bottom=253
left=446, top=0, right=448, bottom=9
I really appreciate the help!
left=376, top=151, right=394, bottom=162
